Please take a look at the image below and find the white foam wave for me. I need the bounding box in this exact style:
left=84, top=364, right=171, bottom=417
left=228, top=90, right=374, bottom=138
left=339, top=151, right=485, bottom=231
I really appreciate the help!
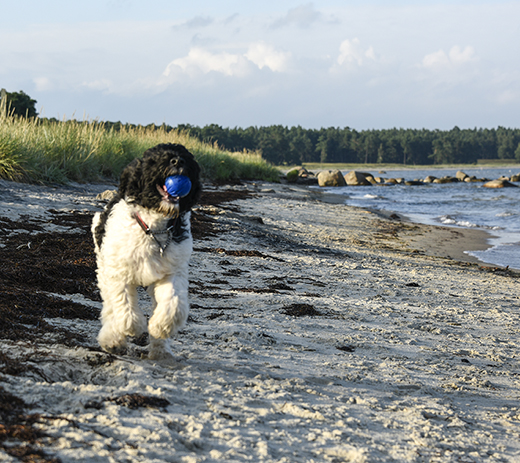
left=440, top=215, right=478, bottom=228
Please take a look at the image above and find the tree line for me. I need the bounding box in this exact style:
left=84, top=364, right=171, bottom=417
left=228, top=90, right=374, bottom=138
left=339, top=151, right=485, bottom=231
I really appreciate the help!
left=3, top=89, right=519, bottom=165
left=172, top=124, right=520, bottom=166
left=99, top=122, right=520, bottom=165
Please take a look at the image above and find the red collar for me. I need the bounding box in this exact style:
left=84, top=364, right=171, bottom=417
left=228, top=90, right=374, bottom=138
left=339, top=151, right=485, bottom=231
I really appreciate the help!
left=133, top=212, right=177, bottom=256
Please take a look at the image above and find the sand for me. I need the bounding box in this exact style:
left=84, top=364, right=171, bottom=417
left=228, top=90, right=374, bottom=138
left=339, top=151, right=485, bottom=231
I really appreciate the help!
left=1, top=179, right=520, bottom=463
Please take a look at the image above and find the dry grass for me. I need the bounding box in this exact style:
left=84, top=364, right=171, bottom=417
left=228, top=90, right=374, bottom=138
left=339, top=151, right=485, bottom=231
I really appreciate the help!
left=0, top=112, right=280, bottom=184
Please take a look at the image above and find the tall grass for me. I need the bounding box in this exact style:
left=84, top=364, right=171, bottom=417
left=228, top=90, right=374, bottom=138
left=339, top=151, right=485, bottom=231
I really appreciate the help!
left=0, top=112, right=279, bottom=184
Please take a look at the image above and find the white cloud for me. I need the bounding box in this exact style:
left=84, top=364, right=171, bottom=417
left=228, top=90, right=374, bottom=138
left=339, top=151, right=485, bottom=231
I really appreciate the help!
left=33, top=77, right=53, bottom=91
left=162, top=42, right=290, bottom=80
left=422, top=45, right=477, bottom=69
left=164, top=48, right=242, bottom=77
left=449, top=45, right=477, bottom=65
left=422, top=49, right=450, bottom=69
left=336, top=38, right=376, bottom=67
left=245, top=42, right=290, bottom=72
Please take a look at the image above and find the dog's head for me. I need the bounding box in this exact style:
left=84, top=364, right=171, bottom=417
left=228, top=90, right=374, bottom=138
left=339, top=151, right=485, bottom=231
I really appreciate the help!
left=119, top=143, right=201, bottom=217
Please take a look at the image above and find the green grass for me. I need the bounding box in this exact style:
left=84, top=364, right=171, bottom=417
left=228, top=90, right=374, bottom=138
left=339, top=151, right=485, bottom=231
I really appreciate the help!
left=0, top=113, right=280, bottom=184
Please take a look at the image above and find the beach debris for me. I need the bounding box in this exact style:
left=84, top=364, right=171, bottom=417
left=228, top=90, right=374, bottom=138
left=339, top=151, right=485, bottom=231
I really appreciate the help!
left=336, top=345, right=356, bottom=352
left=85, top=394, right=171, bottom=410
left=281, top=303, right=322, bottom=317
left=0, top=385, right=55, bottom=462
left=109, top=394, right=171, bottom=409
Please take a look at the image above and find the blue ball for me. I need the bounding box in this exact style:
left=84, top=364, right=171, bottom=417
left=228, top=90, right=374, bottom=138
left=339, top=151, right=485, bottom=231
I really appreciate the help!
left=165, top=175, right=192, bottom=198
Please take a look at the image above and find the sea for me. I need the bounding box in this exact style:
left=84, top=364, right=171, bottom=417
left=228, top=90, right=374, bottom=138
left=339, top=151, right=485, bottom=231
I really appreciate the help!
left=317, top=166, right=520, bottom=270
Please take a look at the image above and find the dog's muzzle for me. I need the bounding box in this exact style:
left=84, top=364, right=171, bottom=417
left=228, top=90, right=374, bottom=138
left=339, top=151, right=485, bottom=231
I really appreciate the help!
left=156, top=175, right=192, bottom=217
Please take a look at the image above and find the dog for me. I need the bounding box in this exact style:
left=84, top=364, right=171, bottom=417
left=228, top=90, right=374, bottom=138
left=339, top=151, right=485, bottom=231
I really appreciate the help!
left=91, top=143, right=201, bottom=360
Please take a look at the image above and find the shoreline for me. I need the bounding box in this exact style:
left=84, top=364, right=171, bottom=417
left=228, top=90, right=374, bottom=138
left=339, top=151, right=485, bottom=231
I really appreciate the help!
left=297, top=182, right=502, bottom=270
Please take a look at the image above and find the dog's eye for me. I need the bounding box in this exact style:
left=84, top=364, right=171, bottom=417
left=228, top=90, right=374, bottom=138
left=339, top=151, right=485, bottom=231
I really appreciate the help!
left=170, top=157, right=184, bottom=168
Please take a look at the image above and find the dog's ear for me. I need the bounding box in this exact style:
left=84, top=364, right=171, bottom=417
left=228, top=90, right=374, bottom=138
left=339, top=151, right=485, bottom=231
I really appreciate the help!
left=181, top=175, right=201, bottom=211
left=119, top=158, right=143, bottom=201
left=178, top=150, right=202, bottom=212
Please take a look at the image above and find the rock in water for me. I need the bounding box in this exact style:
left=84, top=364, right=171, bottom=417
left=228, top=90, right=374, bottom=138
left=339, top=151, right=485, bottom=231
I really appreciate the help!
left=344, top=171, right=372, bottom=186
left=317, top=170, right=347, bottom=187
left=483, top=179, right=518, bottom=189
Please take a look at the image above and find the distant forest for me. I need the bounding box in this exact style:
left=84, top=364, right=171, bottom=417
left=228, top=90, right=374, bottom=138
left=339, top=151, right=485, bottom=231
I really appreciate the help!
left=100, top=122, right=520, bottom=166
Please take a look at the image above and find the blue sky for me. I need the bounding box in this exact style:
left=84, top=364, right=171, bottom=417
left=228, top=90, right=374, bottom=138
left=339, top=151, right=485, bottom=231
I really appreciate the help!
left=1, top=1, right=519, bottom=129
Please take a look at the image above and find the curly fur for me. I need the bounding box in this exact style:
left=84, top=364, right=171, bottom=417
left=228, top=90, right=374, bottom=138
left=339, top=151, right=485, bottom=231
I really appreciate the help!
left=91, top=143, right=201, bottom=360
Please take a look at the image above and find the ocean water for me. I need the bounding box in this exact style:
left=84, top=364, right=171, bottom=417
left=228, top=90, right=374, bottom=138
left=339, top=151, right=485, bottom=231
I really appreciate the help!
left=318, top=167, right=520, bottom=270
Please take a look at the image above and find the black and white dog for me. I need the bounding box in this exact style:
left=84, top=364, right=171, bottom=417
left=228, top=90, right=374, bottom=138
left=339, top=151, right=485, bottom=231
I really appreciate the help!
left=92, top=143, right=201, bottom=360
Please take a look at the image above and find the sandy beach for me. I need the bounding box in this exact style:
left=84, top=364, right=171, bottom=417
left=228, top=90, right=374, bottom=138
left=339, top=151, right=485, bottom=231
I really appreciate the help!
left=1, top=178, right=519, bottom=462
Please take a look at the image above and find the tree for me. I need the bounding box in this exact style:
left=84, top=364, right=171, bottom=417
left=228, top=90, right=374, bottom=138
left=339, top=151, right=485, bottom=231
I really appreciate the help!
left=288, top=128, right=314, bottom=164
left=0, top=89, right=38, bottom=118
left=497, top=127, right=517, bottom=160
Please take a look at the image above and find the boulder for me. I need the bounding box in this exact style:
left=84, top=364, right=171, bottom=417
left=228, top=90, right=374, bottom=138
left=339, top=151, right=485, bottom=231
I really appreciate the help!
left=317, top=170, right=347, bottom=187
left=344, top=171, right=372, bottom=186
left=405, top=180, right=425, bottom=186
left=456, top=170, right=468, bottom=181
left=423, top=175, right=437, bottom=183
left=96, top=189, right=118, bottom=201
left=298, top=167, right=311, bottom=177
left=483, top=179, right=519, bottom=189
left=285, top=167, right=318, bottom=185
left=433, top=176, right=458, bottom=184
left=511, top=174, right=520, bottom=182
left=286, top=169, right=299, bottom=183
left=364, top=174, right=377, bottom=184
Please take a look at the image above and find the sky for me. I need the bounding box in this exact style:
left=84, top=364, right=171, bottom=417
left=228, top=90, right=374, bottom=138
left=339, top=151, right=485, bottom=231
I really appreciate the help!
left=1, top=0, right=519, bottom=130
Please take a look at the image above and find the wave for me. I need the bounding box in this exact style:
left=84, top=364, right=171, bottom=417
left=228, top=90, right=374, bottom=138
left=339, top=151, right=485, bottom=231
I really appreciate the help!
left=439, top=215, right=502, bottom=230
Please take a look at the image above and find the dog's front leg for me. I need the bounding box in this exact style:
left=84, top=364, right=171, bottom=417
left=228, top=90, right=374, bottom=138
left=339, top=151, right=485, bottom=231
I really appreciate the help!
left=98, top=280, right=147, bottom=354
left=147, top=274, right=189, bottom=360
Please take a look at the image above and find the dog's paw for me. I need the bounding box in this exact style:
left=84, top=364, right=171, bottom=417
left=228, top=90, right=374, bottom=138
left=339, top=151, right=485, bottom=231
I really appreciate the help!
left=98, top=326, right=128, bottom=355
left=102, top=344, right=128, bottom=356
left=122, top=312, right=148, bottom=338
left=147, top=337, right=177, bottom=363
